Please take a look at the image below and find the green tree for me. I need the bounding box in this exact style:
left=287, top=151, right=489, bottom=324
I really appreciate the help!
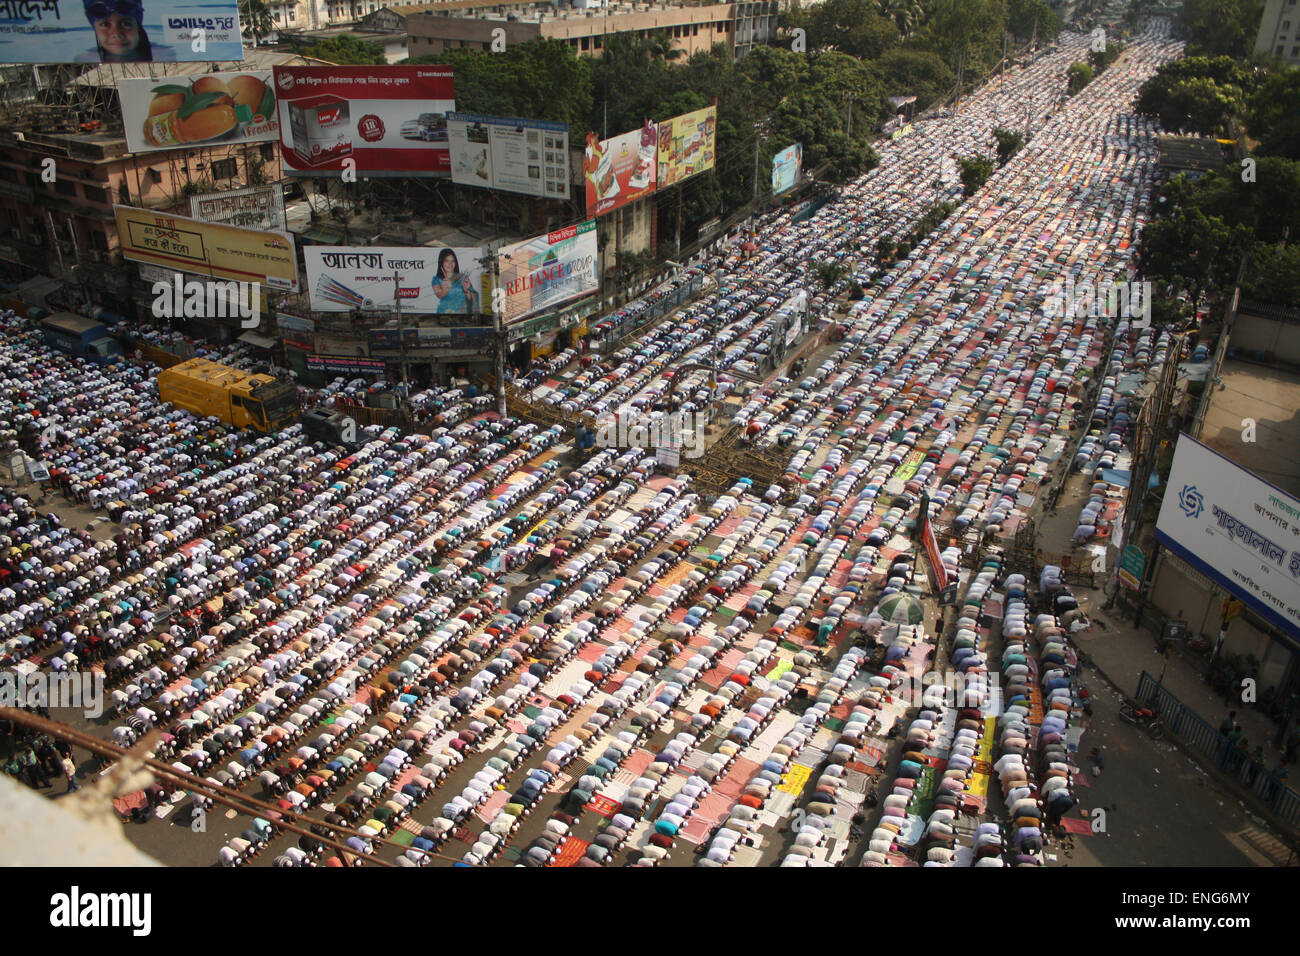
left=807, top=0, right=900, bottom=59
left=238, top=0, right=273, bottom=45
left=1007, top=0, right=1062, bottom=43
left=871, top=48, right=954, bottom=110
left=878, top=0, right=927, bottom=37
left=1178, top=0, right=1264, bottom=59
left=1246, top=67, right=1300, bottom=160
left=1067, top=61, right=1094, bottom=95
left=920, top=0, right=1006, bottom=90
left=1136, top=56, right=1257, bottom=134
left=1143, top=75, right=1245, bottom=134
left=300, top=34, right=387, bottom=65
left=992, top=127, right=1024, bottom=165
left=814, top=260, right=849, bottom=289
left=1089, top=41, right=1122, bottom=74
left=1137, top=206, right=1246, bottom=313
left=738, top=47, right=883, bottom=186
left=412, top=39, right=593, bottom=131
left=958, top=154, right=993, bottom=196
left=1149, top=293, right=1191, bottom=327
left=1243, top=244, right=1300, bottom=306
left=589, top=30, right=675, bottom=137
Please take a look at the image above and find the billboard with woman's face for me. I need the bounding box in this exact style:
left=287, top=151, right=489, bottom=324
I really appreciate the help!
left=304, top=246, right=488, bottom=315
left=0, top=0, right=243, bottom=63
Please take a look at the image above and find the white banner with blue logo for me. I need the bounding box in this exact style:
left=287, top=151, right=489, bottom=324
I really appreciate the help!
left=1155, top=433, right=1300, bottom=640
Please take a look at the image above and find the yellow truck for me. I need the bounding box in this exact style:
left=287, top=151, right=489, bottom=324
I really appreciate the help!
left=157, top=357, right=299, bottom=433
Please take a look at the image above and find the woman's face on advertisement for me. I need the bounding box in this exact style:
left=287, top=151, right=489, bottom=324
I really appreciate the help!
left=441, top=253, right=457, bottom=277
left=95, top=14, right=138, bottom=54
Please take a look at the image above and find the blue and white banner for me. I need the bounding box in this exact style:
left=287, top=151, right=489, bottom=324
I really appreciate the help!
left=772, top=143, right=802, bottom=195
left=0, top=0, right=243, bottom=63
left=1155, top=433, right=1300, bottom=640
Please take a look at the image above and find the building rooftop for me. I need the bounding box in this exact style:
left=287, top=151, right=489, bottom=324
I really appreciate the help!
left=412, top=0, right=722, bottom=20
left=287, top=202, right=512, bottom=248
left=1157, top=134, right=1226, bottom=174
left=1201, top=357, right=1300, bottom=499
left=71, top=50, right=329, bottom=89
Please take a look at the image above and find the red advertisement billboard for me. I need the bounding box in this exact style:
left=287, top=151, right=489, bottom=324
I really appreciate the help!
left=272, top=66, right=455, bottom=177
left=583, top=120, right=657, bottom=217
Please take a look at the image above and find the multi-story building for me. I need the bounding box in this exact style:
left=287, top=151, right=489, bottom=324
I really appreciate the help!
left=0, top=52, right=314, bottom=319
left=1255, top=0, right=1300, bottom=64
left=406, top=0, right=779, bottom=61
left=267, top=0, right=441, bottom=34
left=279, top=8, right=413, bottom=61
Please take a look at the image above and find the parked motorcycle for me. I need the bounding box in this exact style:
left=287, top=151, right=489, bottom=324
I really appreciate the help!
left=1119, top=699, right=1165, bottom=740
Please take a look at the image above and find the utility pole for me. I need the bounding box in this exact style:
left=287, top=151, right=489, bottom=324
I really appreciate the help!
left=393, top=268, right=407, bottom=386
left=489, top=245, right=507, bottom=418
left=675, top=184, right=683, bottom=256
left=1128, top=330, right=1185, bottom=626
left=753, top=131, right=761, bottom=202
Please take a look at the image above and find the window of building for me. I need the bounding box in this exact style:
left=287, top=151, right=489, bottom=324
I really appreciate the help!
left=593, top=35, right=601, bottom=48
left=581, top=35, right=589, bottom=49
left=84, top=184, right=109, bottom=205
left=1279, top=45, right=1286, bottom=55
left=692, top=24, right=698, bottom=35
left=1293, top=45, right=1299, bottom=56
left=1285, top=20, right=1292, bottom=30
left=90, top=229, right=108, bottom=251
left=289, top=7, right=295, bottom=19
left=54, top=178, right=77, bottom=197
left=260, top=143, right=275, bottom=162
left=211, top=158, right=238, bottom=180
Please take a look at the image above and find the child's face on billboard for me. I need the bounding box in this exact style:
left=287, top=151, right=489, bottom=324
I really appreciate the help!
left=95, top=14, right=139, bottom=55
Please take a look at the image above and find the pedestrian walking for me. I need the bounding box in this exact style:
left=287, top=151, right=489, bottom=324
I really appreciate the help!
left=19, top=747, right=50, bottom=789
left=61, top=754, right=78, bottom=792
left=1246, top=745, right=1265, bottom=786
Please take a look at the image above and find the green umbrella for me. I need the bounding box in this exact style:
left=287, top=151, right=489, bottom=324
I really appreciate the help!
left=877, top=592, right=924, bottom=625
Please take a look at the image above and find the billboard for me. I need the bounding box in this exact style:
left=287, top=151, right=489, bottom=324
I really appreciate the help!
left=119, top=71, right=276, bottom=154
left=276, top=312, right=314, bottom=349
left=772, top=143, right=802, bottom=195
left=304, top=246, right=488, bottom=315
left=190, top=185, right=286, bottom=231
left=656, top=106, right=716, bottom=189
left=497, top=221, right=598, bottom=325
left=0, top=0, right=242, bottom=63
left=114, top=205, right=298, bottom=291
left=306, top=354, right=387, bottom=374
left=273, top=65, right=455, bottom=176
left=1155, top=433, right=1300, bottom=640
left=448, top=113, right=570, bottom=199
left=583, top=121, right=656, bottom=217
